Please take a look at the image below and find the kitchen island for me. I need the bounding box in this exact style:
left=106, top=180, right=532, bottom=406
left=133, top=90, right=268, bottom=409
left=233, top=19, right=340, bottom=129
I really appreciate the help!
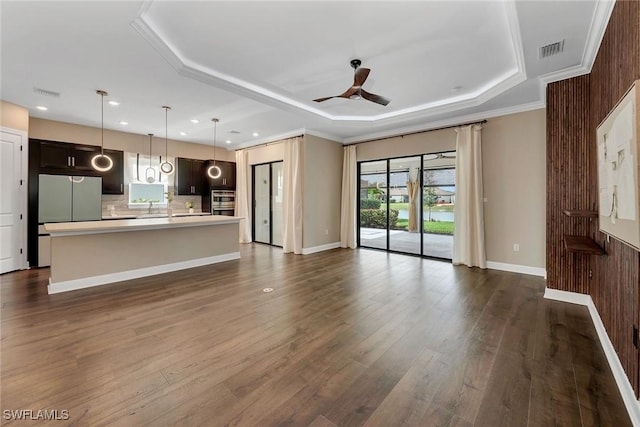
left=45, top=215, right=241, bottom=294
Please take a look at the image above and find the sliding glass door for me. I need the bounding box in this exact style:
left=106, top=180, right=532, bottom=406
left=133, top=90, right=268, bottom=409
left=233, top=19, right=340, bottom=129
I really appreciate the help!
left=358, top=152, right=455, bottom=260
left=252, top=161, right=284, bottom=246
left=358, top=160, right=387, bottom=250
left=388, top=157, right=422, bottom=255
left=422, top=154, right=455, bottom=258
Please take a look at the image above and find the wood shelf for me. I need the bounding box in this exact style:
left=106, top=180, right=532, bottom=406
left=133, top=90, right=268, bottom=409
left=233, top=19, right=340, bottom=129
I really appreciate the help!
left=563, top=210, right=598, bottom=218
left=563, top=235, right=605, bottom=255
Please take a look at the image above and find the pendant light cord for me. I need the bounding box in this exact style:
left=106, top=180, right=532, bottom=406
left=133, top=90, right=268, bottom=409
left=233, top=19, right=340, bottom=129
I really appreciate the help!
left=100, top=92, right=105, bottom=155
left=165, top=107, right=169, bottom=158
left=212, top=119, right=217, bottom=166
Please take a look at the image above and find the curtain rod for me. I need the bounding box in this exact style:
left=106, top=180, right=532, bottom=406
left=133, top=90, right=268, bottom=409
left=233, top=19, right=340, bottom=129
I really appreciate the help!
left=235, top=118, right=487, bottom=151
left=235, top=134, right=304, bottom=152
left=344, top=119, right=488, bottom=146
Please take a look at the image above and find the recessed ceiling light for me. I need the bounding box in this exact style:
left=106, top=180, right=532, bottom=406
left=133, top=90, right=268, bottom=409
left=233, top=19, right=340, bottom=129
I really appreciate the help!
left=180, top=132, right=187, bottom=136
left=119, top=121, right=128, bottom=125
left=190, top=119, right=199, bottom=124
left=252, top=132, right=259, bottom=137
left=108, top=101, right=120, bottom=106
left=36, top=106, right=48, bottom=111
left=225, top=140, right=231, bottom=144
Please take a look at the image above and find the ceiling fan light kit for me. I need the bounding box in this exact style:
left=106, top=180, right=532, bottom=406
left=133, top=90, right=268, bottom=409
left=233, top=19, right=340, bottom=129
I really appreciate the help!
left=91, top=89, right=114, bottom=172
left=313, top=59, right=390, bottom=106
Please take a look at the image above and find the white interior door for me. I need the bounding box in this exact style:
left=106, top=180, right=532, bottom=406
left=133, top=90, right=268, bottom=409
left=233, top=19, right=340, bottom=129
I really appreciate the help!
left=0, top=130, right=24, bottom=273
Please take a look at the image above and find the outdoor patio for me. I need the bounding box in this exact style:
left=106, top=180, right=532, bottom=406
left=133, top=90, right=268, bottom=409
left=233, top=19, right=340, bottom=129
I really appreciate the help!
left=359, top=227, right=453, bottom=259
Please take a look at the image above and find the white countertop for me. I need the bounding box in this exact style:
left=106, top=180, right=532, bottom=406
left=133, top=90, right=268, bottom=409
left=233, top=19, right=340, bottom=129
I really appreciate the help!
left=45, top=215, right=242, bottom=236
left=102, top=212, right=213, bottom=220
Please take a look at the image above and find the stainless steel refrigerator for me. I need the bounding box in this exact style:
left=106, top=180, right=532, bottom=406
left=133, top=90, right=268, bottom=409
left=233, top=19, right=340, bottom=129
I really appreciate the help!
left=38, top=174, right=102, bottom=266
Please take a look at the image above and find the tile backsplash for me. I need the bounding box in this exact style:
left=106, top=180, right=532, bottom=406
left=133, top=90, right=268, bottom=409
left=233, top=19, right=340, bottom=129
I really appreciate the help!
left=102, top=190, right=204, bottom=217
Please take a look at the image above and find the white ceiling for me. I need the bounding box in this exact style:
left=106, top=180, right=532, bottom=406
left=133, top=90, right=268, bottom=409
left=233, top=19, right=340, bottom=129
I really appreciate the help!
left=0, top=1, right=614, bottom=149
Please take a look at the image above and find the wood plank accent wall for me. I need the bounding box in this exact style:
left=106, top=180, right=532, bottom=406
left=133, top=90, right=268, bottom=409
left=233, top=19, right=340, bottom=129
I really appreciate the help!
left=546, top=75, right=593, bottom=295
left=546, top=0, right=640, bottom=395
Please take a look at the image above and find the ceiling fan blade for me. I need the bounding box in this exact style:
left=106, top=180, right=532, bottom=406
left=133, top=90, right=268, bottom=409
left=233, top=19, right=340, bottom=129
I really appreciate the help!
left=337, top=86, right=358, bottom=99
left=313, top=96, right=336, bottom=103
left=360, top=89, right=390, bottom=106
left=353, top=67, right=370, bottom=87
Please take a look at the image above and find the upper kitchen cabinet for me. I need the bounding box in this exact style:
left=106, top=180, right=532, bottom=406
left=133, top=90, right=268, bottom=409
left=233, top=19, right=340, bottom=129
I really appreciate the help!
left=207, top=160, right=236, bottom=190
left=100, top=149, right=125, bottom=194
left=39, top=140, right=96, bottom=171
left=176, top=157, right=206, bottom=195
left=34, top=139, right=125, bottom=194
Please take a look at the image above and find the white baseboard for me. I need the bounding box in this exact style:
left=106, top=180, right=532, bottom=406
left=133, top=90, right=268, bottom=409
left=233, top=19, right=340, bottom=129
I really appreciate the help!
left=543, top=288, right=592, bottom=306
left=544, top=287, right=640, bottom=426
left=302, top=242, right=341, bottom=255
left=47, top=252, right=240, bottom=294
left=486, top=261, right=547, bottom=278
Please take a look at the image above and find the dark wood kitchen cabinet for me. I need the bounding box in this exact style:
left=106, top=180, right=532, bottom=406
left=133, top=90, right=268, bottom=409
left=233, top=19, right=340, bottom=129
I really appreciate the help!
left=39, top=140, right=98, bottom=172
left=207, top=160, right=236, bottom=190
left=176, top=157, right=206, bottom=195
left=100, top=149, right=125, bottom=194
left=35, top=139, right=124, bottom=194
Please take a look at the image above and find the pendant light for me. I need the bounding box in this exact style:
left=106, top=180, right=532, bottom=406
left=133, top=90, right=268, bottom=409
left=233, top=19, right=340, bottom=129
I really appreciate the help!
left=159, top=106, right=175, bottom=175
left=91, top=90, right=114, bottom=172
left=145, top=133, right=156, bottom=183
left=207, top=118, right=222, bottom=179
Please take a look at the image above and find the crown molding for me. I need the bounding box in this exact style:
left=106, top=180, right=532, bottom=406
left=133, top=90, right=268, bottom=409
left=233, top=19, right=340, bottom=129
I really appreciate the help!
left=536, top=0, right=615, bottom=102
left=133, top=0, right=527, bottom=127
left=341, top=100, right=545, bottom=144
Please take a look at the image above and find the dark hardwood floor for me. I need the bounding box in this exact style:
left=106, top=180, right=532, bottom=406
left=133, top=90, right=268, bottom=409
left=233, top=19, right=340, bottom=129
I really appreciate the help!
left=0, top=244, right=631, bottom=426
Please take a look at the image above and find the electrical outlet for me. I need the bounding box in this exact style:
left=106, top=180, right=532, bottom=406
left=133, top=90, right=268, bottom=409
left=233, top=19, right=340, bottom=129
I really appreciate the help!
left=513, top=243, right=520, bottom=252
left=324, top=229, right=329, bottom=235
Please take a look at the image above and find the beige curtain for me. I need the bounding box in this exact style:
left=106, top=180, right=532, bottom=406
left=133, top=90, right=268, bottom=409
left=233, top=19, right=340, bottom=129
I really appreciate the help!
left=340, top=145, right=357, bottom=248
left=283, top=137, right=303, bottom=254
left=407, top=181, right=420, bottom=232
left=453, top=124, right=486, bottom=268
left=235, top=149, right=252, bottom=243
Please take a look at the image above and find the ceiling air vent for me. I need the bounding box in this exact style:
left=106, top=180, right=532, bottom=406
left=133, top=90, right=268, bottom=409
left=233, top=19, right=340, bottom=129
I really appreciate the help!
left=33, top=87, right=60, bottom=98
left=539, top=40, right=565, bottom=59
left=229, top=130, right=241, bottom=134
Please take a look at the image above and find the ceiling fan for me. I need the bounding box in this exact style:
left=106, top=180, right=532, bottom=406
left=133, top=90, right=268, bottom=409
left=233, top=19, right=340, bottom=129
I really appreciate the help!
left=313, top=59, right=390, bottom=106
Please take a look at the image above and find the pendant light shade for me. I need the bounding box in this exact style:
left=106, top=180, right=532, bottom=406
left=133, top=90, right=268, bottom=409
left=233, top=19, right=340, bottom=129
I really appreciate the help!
left=145, top=133, right=156, bottom=183
left=207, top=118, right=222, bottom=179
left=159, top=106, right=175, bottom=175
left=91, top=90, right=114, bottom=172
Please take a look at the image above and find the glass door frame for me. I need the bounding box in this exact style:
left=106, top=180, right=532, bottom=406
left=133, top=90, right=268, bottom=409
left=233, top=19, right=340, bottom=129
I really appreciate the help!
left=357, top=152, right=453, bottom=261
left=251, top=161, right=283, bottom=247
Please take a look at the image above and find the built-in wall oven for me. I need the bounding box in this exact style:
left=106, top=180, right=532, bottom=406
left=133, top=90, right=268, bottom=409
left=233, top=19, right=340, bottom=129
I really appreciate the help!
left=211, top=190, right=235, bottom=216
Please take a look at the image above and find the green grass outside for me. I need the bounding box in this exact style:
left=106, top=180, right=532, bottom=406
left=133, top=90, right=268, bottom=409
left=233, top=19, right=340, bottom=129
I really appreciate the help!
left=394, top=219, right=454, bottom=235
left=381, top=203, right=454, bottom=212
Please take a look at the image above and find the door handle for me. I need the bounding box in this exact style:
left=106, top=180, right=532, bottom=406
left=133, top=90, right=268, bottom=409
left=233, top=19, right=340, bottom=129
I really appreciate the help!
left=71, top=156, right=75, bottom=167
left=67, top=156, right=71, bottom=167
left=120, top=183, right=124, bottom=193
